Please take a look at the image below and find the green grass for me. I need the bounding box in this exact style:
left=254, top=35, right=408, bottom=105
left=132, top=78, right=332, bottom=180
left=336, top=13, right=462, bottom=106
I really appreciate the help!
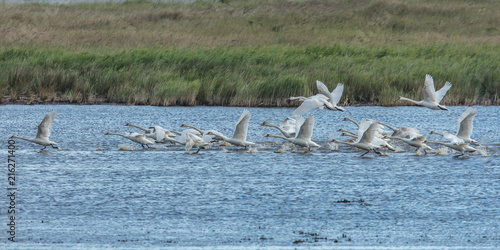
left=0, top=0, right=499, bottom=106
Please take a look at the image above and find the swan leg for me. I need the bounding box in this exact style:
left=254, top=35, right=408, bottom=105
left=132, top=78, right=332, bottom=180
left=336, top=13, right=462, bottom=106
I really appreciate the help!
left=361, top=150, right=370, bottom=156
left=195, top=148, right=201, bottom=154
left=374, top=149, right=383, bottom=156
left=41, top=146, right=47, bottom=150
left=51, top=145, right=59, bottom=149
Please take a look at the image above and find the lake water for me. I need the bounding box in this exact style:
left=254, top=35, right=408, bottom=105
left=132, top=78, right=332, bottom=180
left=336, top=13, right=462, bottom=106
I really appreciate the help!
left=1, top=104, right=499, bottom=249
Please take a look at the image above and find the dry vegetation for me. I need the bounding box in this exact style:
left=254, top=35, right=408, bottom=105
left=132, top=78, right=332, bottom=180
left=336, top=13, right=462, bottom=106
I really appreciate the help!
left=0, top=0, right=499, bottom=105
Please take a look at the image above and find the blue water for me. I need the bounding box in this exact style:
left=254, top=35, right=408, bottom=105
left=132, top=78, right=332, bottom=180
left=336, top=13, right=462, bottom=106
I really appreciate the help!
left=1, top=105, right=499, bottom=249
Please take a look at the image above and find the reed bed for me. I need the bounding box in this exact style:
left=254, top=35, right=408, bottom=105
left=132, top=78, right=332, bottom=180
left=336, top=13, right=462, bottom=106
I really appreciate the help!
left=0, top=0, right=499, bottom=106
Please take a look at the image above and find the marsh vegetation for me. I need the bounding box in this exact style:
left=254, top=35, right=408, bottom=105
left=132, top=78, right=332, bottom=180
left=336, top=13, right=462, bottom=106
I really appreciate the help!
left=1, top=0, right=499, bottom=105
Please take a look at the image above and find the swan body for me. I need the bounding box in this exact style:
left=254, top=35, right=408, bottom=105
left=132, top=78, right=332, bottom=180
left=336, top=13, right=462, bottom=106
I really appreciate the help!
left=207, top=109, right=255, bottom=148
left=398, top=74, right=452, bottom=110
left=390, top=135, right=433, bottom=153
left=125, top=123, right=176, bottom=142
left=265, top=114, right=319, bottom=150
left=185, top=133, right=210, bottom=153
left=455, top=107, right=479, bottom=145
left=291, top=94, right=336, bottom=116
left=332, top=119, right=385, bottom=156
left=11, top=111, right=58, bottom=150
left=316, top=80, right=345, bottom=112
left=181, top=124, right=223, bottom=142
left=105, top=132, right=155, bottom=148
left=261, top=117, right=297, bottom=138
left=379, top=122, right=421, bottom=139
left=425, top=140, right=476, bottom=156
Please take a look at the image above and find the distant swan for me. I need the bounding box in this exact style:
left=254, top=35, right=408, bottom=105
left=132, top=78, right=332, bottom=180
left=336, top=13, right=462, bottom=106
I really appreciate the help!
left=265, top=114, right=320, bottom=151
left=105, top=132, right=155, bottom=148
left=332, top=119, right=386, bottom=156
left=425, top=140, right=476, bottom=156
left=207, top=109, right=255, bottom=148
left=398, top=74, right=452, bottom=110
left=379, top=122, right=421, bottom=139
left=430, top=107, right=479, bottom=145
left=185, top=133, right=210, bottom=153
left=390, top=135, right=433, bottom=154
left=11, top=111, right=59, bottom=150
left=125, top=123, right=177, bottom=142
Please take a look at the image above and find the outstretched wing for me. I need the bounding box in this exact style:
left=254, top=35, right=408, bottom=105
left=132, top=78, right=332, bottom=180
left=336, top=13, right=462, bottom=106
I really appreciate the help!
left=330, top=83, right=344, bottom=105
left=422, top=74, right=437, bottom=103
left=296, top=114, right=315, bottom=140
left=36, top=111, right=56, bottom=140
left=435, top=81, right=452, bottom=103
left=316, top=80, right=333, bottom=101
left=291, top=95, right=327, bottom=116
left=456, top=107, right=477, bottom=139
left=232, top=109, right=251, bottom=141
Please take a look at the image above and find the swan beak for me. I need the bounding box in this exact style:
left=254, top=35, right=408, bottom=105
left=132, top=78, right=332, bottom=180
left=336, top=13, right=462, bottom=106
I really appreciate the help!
left=260, top=122, right=265, bottom=126
left=264, top=134, right=270, bottom=137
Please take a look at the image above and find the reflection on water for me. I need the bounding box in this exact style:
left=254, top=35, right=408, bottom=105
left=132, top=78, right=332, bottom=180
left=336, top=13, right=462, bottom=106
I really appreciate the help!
left=0, top=105, right=499, bottom=248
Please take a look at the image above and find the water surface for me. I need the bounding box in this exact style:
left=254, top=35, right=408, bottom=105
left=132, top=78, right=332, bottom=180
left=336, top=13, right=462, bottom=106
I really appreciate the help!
left=0, top=105, right=498, bottom=248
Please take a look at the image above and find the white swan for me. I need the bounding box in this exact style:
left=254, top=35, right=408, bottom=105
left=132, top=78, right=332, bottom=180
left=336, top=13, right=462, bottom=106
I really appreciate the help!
left=180, top=124, right=223, bottom=142
left=265, top=114, right=320, bottom=151
left=206, top=109, right=255, bottom=148
left=316, top=80, right=345, bottom=112
left=343, top=117, right=392, bottom=137
left=11, top=111, right=59, bottom=150
left=429, top=107, right=479, bottom=145
left=379, top=122, right=421, bottom=139
left=332, top=119, right=386, bottom=156
left=185, top=133, right=210, bottom=153
left=390, top=135, right=433, bottom=154
left=291, top=94, right=336, bottom=116
left=398, top=74, right=452, bottom=110
left=261, top=117, right=296, bottom=138
left=125, top=123, right=176, bottom=142
left=105, top=132, right=155, bottom=148
left=425, top=140, right=476, bottom=156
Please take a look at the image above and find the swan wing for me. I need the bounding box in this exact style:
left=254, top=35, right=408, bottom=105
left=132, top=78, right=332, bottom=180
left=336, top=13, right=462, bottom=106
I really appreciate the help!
left=435, top=81, right=452, bottom=103
left=36, top=111, right=56, bottom=140
left=280, top=117, right=296, bottom=133
left=330, top=83, right=344, bottom=105
left=422, top=74, right=437, bottom=103
left=316, top=80, right=334, bottom=101
left=291, top=95, right=328, bottom=116
left=232, top=109, right=251, bottom=141
left=185, top=134, right=195, bottom=150
left=296, top=114, right=314, bottom=140
left=406, top=127, right=422, bottom=139
left=358, top=119, right=379, bottom=144
left=456, top=107, right=477, bottom=139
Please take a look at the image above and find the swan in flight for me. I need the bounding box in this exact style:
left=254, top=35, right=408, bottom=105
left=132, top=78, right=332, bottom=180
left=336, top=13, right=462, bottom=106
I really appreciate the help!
left=261, top=117, right=297, bottom=138
left=425, top=140, right=476, bottom=156
left=180, top=124, right=223, bottom=142
left=390, top=135, right=433, bottom=154
left=398, top=74, right=452, bottom=110
left=291, top=94, right=336, bottom=116
left=343, top=117, right=392, bottom=137
left=11, top=111, right=59, bottom=150
left=379, top=122, right=421, bottom=139
left=105, top=132, right=155, bottom=148
left=265, top=114, right=320, bottom=151
left=332, top=119, right=386, bottom=156
left=185, top=133, right=210, bottom=153
left=206, top=109, right=255, bottom=148
left=431, top=107, right=479, bottom=145
left=125, top=123, right=177, bottom=142
left=315, top=80, right=345, bottom=112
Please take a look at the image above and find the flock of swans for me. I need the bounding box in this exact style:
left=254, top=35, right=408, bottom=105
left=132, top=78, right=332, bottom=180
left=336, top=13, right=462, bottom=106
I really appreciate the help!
left=10, top=74, right=488, bottom=157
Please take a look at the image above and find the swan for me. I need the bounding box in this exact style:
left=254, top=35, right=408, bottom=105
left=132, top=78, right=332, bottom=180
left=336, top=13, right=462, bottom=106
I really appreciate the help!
left=105, top=132, right=155, bottom=148
left=431, top=107, right=479, bottom=145
left=11, top=111, right=59, bottom=150
left=331, top=119, right=386, bottom=156
left=343, top=117, right=392, bottom=136
left=316, top=80, right=345, bottom=112
left=206, top=109, right=255, bottom=148
left=390, top=135, right=433, bottom=154
left=265, top=114, right=320, bottom=151
left=291, top=94, right=336, bottom=116
left=379, top=122, right=421, bottom=139
left=180, top=124, right=223, bottom=142
left=185, top=133, right=210, bottom=153
left=424, top=140, right=476, bottom=156
left=260, top=117, right=297, bottom=138
left=125, top=123, right=177, bottom=142
left=398, top=74, right=452, bottom=110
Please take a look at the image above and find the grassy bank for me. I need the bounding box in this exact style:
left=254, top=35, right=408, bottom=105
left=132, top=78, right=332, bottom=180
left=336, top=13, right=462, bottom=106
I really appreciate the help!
left=0, top=0, right=499, bottom=106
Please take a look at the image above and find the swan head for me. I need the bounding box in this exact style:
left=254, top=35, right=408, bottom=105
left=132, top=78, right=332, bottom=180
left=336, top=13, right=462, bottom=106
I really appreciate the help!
left=340, top=133, right=346, bottom=136
left=264, top=134, right=270, bottom=137
left=180, top=124, right=187, bottom=127
left=261, top=121, right=271, bottom=126
left=330, top=139, right=337, bottom=142
left=105, top=132, right=111, bottom=135
left=125, top=123, right=131, bottom=126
